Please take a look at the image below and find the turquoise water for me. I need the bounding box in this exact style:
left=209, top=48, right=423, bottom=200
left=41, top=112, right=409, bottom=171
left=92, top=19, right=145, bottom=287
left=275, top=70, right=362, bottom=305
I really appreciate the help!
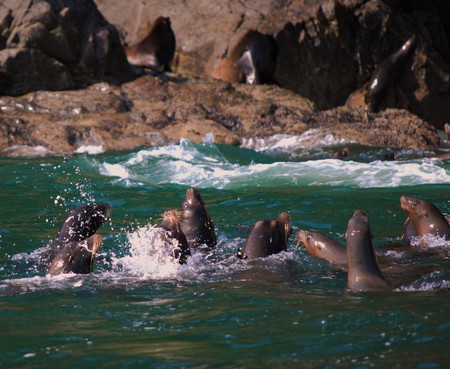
left=0, top=139, right=449, bottom=368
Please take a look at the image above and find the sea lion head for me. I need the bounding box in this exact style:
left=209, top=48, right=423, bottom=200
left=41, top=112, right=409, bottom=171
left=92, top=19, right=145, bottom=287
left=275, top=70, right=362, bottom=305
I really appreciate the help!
left=160, top=209, right=183, bottom=233
left=296, top=230, right=319, bottom=257
left=345, top=209, right=372, bottom=253
left=57, top=203, right=110, bottom=243
left=296, top=230, right=348, bottom=266
left=47, top=234, right=103, bottom=275
left=182, top=188, right=204, bottom=209
left=296, top=229, right=314, bottom=256
left=159, top=209, right=190, bottom=264
left=400, top=195, right=417, bottom=213
left=400, top=195, right=450, bottom=238
left=276, top=212, right=292, bottom=241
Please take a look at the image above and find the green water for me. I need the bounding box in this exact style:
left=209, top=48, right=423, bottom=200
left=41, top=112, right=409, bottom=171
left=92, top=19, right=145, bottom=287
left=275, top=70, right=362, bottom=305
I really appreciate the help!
left=0, top=141, right=449, bottom=368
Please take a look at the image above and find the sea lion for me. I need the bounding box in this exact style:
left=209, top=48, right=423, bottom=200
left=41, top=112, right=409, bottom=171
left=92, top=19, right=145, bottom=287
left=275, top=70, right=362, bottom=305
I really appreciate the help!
left=212, top=30, right=278, bottom=84
left=47, top=234, right=102, bottom=275
left=346, top=210, right=391, bottom=291
left=237, top=212, right=292, bottom=260
left=296, top=230, right=347, bottom=266
left=46, top=203, right=110, bottom=275
left=125, top=16, right=176, bottom=72
left=180, top=188, right=217, bottom=248
left=56, top=203, right=110, bottom=243
left=332, top=147, right=350, bottom=159
left=400, top=195, right=450, bottom=239
left=159, top=209, right=191, bottom=264
left=365, top=35, right=417, bottom=112
left=445, top=123, right=450, bottom=140
left=402, top=216, right=419, bottom=245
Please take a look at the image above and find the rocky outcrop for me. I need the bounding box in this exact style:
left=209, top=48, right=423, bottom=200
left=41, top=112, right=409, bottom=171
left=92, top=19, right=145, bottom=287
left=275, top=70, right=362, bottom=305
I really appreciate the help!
left=0, top=74, right=439, bottom=156
left=0, top=0, right=447, bottom=157
left=274, top=0, right=450, bottom=129
left=0, top=75, right=312, bottom=155
left=301, top=107, right=439, bottom=151
left=94, top=0, right=318, bottom=79
left=0, top=0, right=133, bottom=96
left=96, top=0, right=450, bottom=130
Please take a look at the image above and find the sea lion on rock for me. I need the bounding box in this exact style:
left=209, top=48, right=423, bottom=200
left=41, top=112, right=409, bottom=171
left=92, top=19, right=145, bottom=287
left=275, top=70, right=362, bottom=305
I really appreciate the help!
left=400, top=196, right=450, bottom=240
left=180, top=188, right=216, bottom=248
left=212, top=30, right=278, bottom=84
left=159, top=209, right=191, bottom=264
left=365, top=35, right=417, bottom=112
left=237, top=212, right=292, bottom=260
left=125, top=16, right=176, bottom=72
left=296, top=230, right=347, bottom=266
left=346, top=210, right=391, bottom=291
left=47, top=234, right=102, bottom=275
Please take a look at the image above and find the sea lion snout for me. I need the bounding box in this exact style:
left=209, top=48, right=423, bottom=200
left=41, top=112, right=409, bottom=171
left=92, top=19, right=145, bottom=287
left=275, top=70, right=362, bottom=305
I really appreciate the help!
left=400, top=196, right=415, bottom=211
left=296, top=230, right=307, bottom=244
left=184, top=188, right=202, bottom=206
left=277, top=212, right=292, bottom=240
left=87, top=234, right=103, bottom=253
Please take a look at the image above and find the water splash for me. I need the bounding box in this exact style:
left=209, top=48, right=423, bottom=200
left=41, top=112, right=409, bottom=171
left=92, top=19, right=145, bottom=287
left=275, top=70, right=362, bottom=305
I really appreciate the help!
left=409, top=234, right=450, bottom=248
left=113, top=224, right=183, bottom=279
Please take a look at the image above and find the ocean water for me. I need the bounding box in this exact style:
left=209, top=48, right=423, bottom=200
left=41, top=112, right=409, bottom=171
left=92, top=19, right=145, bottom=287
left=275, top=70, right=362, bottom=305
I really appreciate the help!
left=0, top=137, right=449, bottom=368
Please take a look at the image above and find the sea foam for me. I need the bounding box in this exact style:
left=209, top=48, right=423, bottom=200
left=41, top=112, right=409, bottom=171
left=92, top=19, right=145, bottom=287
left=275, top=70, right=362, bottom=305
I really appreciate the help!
left=95, top=142, right=450, bottom=189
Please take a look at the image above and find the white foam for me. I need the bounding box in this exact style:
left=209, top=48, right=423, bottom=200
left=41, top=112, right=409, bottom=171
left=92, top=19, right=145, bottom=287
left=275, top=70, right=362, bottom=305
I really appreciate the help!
left=399, top=271, right=450, bottom=291
left=99, top=163, right=131, bottom=179
left=125, top=138, right=213, bottom=165
left=0, top=274, right=88, bottom=293
left=241, top=131, right=347, bottom=152
left=1, top=145, right=51, bottom=157
left=409, top=234, right=450, bottom=248
left=75, top=145, right=105, bottom=155
left=92, top=140, right=450, bottom=189
left=114, top=225, right=185, bottom=280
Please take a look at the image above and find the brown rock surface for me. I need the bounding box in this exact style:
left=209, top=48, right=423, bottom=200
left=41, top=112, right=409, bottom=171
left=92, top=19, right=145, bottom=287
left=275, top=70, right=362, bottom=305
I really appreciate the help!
left=0, top=0, right=447, bottom=156
left=0, top=75, right=439, bottom=156
left=0, top=0, right=133, bottom=96
left=302, top=107, right=440, bottom=150
left=96, top=0, right=450, bottom=129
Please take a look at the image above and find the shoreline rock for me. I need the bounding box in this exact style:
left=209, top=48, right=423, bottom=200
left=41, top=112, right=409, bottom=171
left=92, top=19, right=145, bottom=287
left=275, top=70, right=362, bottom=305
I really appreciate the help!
left=0, top=0, right=448, bottom=157
left=0, top=74, right=440, bottom=157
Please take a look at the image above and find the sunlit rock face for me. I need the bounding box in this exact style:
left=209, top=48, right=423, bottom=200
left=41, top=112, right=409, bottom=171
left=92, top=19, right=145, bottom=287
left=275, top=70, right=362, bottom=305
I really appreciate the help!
left=0, top=0, right=133, bottom=96
left=0, top=0, right=447, bottom=156
left=96, top=0, right=450, bottom=130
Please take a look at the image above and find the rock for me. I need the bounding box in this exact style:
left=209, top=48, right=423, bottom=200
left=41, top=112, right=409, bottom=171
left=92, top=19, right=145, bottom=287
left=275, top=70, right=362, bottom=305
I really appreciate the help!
left=275, top=0, right=450, bottom=130
left=0, top=75, right=440, bottom=156
left=94, top=0, right=318, bottom=78
left=96, top=0, right=450, bottom=130
left=302, top=107, right=440, bottom=151
left=0, top=48, right=72, bottom=95
left=0, top=0, right=447, bottom=156
left=0, top=0, right=133, bottom=96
